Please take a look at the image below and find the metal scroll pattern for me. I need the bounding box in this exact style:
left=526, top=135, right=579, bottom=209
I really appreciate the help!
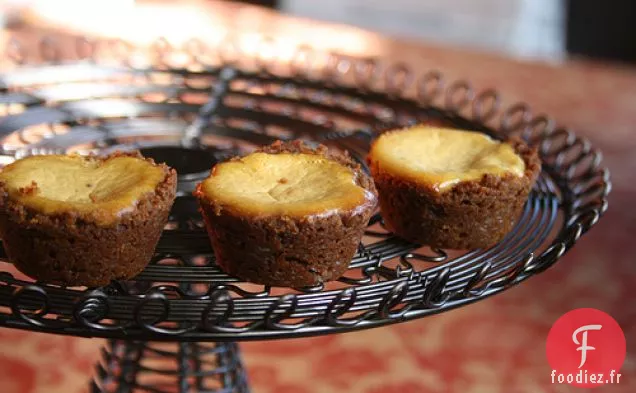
left=0, top=36, right=610, bottom=340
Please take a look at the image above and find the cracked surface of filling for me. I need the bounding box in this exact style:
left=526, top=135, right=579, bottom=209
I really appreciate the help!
left=200, top=152, right=367, bottom=216
left=369, top=126, right=526, bottom=192
left=0, top=154, right=165, bottom=225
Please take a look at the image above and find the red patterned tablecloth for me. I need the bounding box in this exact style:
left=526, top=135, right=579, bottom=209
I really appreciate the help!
left=0, top=3, right=635, bottom=393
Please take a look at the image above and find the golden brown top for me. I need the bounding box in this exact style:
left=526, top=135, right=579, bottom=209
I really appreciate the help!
left=199, top=152, right=369, bottom=216
left=0, top=154, right=166, bottom=225
left=368, top=126, right=525, bottom=192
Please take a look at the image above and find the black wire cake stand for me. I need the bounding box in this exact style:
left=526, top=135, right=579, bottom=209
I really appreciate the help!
left=0, top=37, right=610, bottom=393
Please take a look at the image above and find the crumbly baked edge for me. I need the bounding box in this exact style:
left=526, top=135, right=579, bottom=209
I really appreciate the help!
left=368, top=133, right=542, bottom=249
left=195, top=140, right=379, bottom=287
left=0, top=151, right=177, bottom=286
left=368, top=132, right=541, bottom=201
left=195, top=139, right=378, bottom=220
left=0, top=151, right=177, bottom=230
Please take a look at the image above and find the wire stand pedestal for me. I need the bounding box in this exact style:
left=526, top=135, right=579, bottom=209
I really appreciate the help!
left=0, top=36, right=610, bottom=393
left=93, top=340, right=249, bottom=393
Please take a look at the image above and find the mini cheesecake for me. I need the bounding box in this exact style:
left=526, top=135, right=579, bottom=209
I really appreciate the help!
left=0, top=152, right=177, bottom=286
left=367, top=125, right=540, bottom=249
left=195, top=140, right=377, bottom=287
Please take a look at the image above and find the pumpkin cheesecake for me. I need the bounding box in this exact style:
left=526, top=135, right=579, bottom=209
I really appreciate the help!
left=195, top=140, right=377, bottom=287
left=367, top=125, right=540, bottom=249
left=0, top=152, right=177, bottom=286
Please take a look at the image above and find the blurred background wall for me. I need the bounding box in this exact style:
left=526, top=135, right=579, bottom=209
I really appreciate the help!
left=240, top=0, right=636, bottom=64
left=282, top=0, right=565, bottom=61
left=1, top=0, right=634, bottom=64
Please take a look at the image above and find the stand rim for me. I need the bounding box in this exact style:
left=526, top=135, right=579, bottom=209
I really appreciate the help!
left=0, top=37, right=610, bottom=342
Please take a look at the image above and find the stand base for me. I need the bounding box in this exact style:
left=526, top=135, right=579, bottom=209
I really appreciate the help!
left=91, top=340, right=250, bottom=393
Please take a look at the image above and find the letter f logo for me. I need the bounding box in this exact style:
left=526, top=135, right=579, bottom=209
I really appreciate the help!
left=573, top=324, right=602, bottom=368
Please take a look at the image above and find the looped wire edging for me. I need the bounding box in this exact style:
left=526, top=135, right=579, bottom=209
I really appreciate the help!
left=0, top=34, right=611, bottom=341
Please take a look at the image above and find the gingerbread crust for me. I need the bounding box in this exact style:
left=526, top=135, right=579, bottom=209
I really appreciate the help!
left=368, top=136, right=541, bottom=249
left=0, top=152, right=177, bottom=287
left=195, top=140, right=378, bottom=287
